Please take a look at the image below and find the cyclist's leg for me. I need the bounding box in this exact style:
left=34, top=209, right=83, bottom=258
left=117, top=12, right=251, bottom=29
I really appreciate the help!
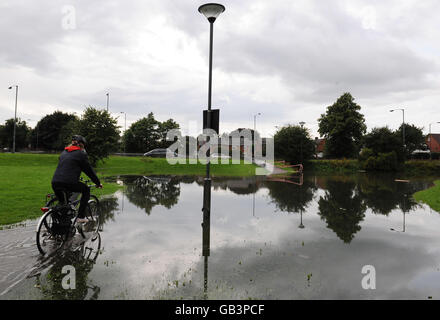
left=51, top=182, right=68, bottom=204
left=69, top=182, right=90, bottom=218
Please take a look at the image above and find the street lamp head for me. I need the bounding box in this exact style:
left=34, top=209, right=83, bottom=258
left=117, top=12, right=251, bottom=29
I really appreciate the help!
left=8, top=86, right=13, bottom=90
left=198, top=3, right=225, bottom=23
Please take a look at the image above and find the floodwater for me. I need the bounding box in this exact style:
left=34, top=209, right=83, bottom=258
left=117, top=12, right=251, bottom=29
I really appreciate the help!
left=1, top=173, right=440, bottom=300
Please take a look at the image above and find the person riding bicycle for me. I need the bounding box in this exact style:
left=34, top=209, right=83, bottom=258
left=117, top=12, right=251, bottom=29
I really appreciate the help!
left=51, top=135, right=102, bottom=223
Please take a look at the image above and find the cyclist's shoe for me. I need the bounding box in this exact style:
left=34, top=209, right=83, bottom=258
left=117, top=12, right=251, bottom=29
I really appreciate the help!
left=76, top=217, right=89, bottom=224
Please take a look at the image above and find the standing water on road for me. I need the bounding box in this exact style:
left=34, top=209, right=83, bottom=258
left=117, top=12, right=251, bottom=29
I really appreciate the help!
left=1, top=173, right=440, bottom=299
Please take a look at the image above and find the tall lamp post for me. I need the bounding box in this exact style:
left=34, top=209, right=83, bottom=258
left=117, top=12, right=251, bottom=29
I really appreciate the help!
left=253, top=113, right=261, bottom=133
left=253, top=113, right=261, bottom=160
left=390, top=108, right=405, bottom=149
left=299, top=121, right=305, bottom=163
left=429, top=122, right=440, bottom=160
left=120, top=112, right=127, bottom=154
left=106, top=93, right=109, bottom=112
left=198, top=2, right=225, bottom=298
left=8, top=85, right=18, bottom=153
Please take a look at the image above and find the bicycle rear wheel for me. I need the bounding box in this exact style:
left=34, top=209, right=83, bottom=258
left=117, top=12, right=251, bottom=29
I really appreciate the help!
left=36, top=210, right=67, bottom=255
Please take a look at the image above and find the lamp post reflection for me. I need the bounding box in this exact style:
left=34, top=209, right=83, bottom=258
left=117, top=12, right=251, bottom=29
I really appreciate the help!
left=202, top=189, right=210, bottom=299
left=299, top=182, right=305, bottom=229
left=390, top=195, right=406, bottom=233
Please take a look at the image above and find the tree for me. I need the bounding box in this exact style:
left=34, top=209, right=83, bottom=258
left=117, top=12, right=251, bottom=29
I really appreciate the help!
left=76, top=107, right=120, bottom=166
left=360, top=127, right=405, bottom=171
left=0, top=118, right=30, bottom=150
left=158, top=119, right=180, bottom=148
left=318, top=93, right=367, bottom=158
left=395, top=123, right=425, bottom=157
left=123, top=113, right=180, bottom=153
left=274, top=125, right=315, bottom=164
left=34, top=111, right=77, bottom=150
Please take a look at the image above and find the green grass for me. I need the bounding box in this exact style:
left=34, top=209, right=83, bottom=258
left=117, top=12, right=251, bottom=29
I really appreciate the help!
left=97, top=156, right=259, bottom=177
left=0, top=153, right=259, bottom=225
left=413, top=180, right=440, bottom=213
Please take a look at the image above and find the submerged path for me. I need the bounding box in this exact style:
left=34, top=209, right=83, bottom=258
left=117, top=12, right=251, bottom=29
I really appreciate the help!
left=0, top=221, right=39, bottom=296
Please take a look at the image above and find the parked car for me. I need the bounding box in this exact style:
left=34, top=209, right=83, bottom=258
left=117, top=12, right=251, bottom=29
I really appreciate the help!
left=210, top=153, right=231, bottom=159
left=143, top=148, right=178, bottom=158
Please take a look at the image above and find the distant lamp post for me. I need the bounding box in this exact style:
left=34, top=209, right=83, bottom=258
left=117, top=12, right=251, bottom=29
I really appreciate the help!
left=253, top=113, right=261, bottom=133
left=390, top=108, right=405, bottom=148
left=429, top=122, right=440, bottom=160
left=120, top=112, right=127, bottom=154
left=299, top=121, right=305, bottom=163
left=8, top=85, right=19, bottom=153
left=198, top=3, right=225, bottom=298
left=253, top=113, right=261, bottom=160
left=106, top=93, right=109, bottom=112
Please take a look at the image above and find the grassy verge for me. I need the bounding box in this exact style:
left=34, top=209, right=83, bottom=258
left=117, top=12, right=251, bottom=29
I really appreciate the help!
left=305, top=159, right=440, bottom=175
left=403, top=160, right=440, bottom=175
left=413, top=180, right=440, bottom=213
left=0, top=153, right=258, bottom=225
left=97, top=156, right=258, bottom=177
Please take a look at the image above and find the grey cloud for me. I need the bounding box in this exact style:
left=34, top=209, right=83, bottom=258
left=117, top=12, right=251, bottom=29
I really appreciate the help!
left=209, top=1, right=437, bottom=104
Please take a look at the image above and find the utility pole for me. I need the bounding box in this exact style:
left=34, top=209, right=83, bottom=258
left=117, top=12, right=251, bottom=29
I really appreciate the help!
left=8, top=85, right=18, bottom=153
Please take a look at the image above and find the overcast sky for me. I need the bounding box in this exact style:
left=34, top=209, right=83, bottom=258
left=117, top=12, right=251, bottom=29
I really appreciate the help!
left=0, top=0, right=439, bottom=138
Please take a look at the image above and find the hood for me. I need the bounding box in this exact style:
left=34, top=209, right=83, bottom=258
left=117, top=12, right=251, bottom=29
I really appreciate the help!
left=65, top=146, right=82, bottom=152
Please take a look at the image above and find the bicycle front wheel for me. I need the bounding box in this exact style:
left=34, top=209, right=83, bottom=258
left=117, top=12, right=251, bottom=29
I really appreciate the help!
left=36, top=210, right=66, bottom=255
left=82, top=198, right=100, bottom=235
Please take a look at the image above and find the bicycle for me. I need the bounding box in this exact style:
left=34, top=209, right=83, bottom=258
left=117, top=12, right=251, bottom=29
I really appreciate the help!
left=36, top=180, right=101, bottom=255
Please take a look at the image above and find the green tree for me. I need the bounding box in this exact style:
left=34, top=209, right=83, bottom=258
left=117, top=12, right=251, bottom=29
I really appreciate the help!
left=158, top=119, right=180, bottom=148
left=360, top=127, right=405, bottom=171
left=34, top=111, right=77, bottom=150
left=123, top=113, right=180, bottom=153
left=124, top=113, right=160, bottom=153
left=395, top=123, right=425, bottom=157
left=76, top=107, right=120, bottom=166
left=59, top=117, right=81, bottom=148
left=274, top=125, right=315, bottom=164
left=318, top=93, right=367, bottom=158
left=0, top=118, right=30, bottom=150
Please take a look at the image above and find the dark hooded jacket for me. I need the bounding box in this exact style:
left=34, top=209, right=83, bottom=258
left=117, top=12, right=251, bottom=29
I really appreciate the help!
left=52, top=146, right=101, bottom=185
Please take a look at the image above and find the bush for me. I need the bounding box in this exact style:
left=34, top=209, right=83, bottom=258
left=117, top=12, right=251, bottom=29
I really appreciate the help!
left=361, top=151, right=398, bottom=171
left=404, top=160, right=440, bottom=175
left=308, top=159, right=359, bottom=173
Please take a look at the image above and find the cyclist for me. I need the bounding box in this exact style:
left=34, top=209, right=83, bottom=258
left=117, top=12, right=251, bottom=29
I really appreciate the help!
left=51, top=135, right=102, bottom=223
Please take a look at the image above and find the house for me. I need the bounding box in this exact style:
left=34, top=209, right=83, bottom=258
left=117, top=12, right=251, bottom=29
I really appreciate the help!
left=426, top=134, right=440, bottom=153
left=314, top=137, right=326, bottom=158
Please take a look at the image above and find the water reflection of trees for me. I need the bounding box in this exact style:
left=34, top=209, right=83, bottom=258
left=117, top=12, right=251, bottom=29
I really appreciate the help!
left=265, top=179, right=316, bottom=213
left=313, top=174, right=430, bottom=243
left=98, top=196, right=119, bottom=228
left=124, top=176, right=180, bottom=215
left=194, top=177, right=264, bottom=195
left=357, top=174, right=423, bottom=215
left=317, top=179, right=367, bottom=243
